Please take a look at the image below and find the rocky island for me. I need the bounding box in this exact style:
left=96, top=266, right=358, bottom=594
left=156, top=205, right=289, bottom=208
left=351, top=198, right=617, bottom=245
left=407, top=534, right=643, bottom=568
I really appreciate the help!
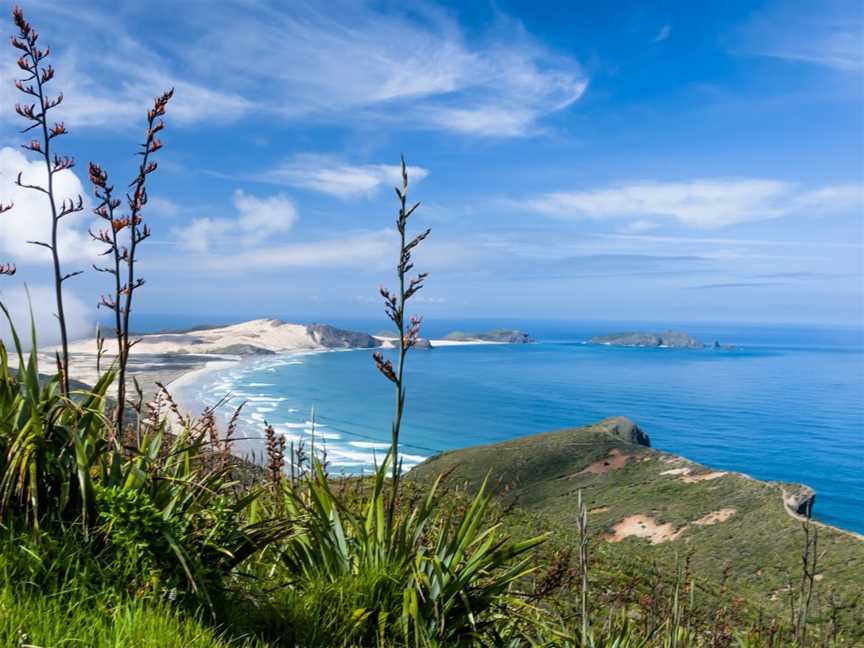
left=443, top=328, right=535, bottom=344
left=590, top=330, right=706, bottom=348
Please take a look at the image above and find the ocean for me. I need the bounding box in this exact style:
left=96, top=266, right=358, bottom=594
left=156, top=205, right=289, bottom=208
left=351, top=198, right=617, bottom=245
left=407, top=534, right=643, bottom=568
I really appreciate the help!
left=165, top=317, right=864, bottom=534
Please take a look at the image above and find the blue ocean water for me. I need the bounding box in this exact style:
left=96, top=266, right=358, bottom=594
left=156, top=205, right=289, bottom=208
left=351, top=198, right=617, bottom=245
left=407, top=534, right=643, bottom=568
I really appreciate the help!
left=170, top=319, right=864, bottom=534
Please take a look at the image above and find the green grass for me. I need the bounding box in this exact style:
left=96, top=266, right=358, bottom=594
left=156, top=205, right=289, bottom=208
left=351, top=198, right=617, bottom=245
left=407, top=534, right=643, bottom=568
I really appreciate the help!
left=0, top=584, right=263, bottom=648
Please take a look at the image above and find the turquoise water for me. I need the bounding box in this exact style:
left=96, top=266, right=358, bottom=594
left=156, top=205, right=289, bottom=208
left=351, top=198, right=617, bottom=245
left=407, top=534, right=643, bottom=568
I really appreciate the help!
left=171, top=320, right=864, bottom=534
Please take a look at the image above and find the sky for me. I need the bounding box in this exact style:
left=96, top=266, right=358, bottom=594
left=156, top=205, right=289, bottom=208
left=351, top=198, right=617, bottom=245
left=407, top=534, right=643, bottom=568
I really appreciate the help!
left=0, top=0, right=861, bottom=341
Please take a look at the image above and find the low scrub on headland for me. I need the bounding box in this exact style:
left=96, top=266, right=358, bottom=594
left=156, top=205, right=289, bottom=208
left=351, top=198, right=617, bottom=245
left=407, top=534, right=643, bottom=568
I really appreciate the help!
left=0, top=6, right=858, bottom=647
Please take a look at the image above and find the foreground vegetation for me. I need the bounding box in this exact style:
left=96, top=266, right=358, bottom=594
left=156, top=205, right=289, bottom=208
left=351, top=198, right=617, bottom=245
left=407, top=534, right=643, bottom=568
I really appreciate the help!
left=1, top=316, right=859, bottom=646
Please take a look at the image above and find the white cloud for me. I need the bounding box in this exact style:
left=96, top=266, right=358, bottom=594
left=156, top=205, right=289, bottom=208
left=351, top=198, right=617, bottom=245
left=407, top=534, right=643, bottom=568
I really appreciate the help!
left=263, top=155, right=429, bottom=198
left=0, top=147, right=95, bottom=263
left=175, top=190, right=297, bottom=252
left=0, top=283, right=92, bottom=347
left=16, top=1, right=586, bottom=136
left=512, top=179, right=863, bottom=229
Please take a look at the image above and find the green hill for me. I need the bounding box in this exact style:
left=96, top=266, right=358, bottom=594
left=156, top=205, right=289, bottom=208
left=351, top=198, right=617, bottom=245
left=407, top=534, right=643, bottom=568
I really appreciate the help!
left=407, top=417, right=864, bottom=640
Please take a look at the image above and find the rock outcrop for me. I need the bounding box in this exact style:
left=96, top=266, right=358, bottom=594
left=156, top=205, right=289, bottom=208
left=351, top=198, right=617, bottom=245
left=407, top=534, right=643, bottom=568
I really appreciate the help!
left=589, top=416, right=651, bottom=447
left=305, top=324, right=381, bottom=349
left=783, top=486, right=816, bottom=518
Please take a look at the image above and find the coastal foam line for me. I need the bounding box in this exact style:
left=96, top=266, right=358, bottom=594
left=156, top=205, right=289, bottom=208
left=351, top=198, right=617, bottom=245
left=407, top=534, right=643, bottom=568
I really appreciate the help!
left=168, top=349, right=429, bottom=473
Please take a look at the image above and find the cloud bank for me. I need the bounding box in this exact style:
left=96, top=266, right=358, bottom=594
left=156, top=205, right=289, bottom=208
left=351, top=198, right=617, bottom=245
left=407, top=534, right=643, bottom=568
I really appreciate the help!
left=512, top=179, right=863, bottom=229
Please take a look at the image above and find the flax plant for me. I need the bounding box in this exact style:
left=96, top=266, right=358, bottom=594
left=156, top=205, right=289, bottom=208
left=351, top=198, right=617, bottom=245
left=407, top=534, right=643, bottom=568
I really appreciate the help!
left=11, top=6, right=84, bottom=394
left=89, top=90, right=173, bottom=440
left=373, top=156, right=430, bottom=534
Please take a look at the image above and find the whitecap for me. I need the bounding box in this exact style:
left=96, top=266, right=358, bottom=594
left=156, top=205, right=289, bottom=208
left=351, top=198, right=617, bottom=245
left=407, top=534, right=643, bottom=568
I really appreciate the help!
left=301, top=428, right=340, bottom=439
left=327, top=448, right=378, bottom=463
left=349, top=441, right=391, bottom=449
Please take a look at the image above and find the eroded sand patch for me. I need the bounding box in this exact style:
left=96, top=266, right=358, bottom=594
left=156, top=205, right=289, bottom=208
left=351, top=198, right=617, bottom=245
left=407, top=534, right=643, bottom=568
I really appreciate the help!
left=693, top=508, right=736, bottom=526
left=605, top=515, right=683, bottom=544
left=680, top=471, right=727, bottom=483
left=579, top=449, right=631, bottom=475
left=660, top=467, right=691, bottom=476
left=606, top=507, right=739, bottom=545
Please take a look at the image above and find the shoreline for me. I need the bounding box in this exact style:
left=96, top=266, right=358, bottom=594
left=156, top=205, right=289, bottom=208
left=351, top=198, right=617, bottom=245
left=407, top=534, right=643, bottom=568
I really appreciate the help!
left=166, top=357, right=241, bottom=414
left=166, top=339, right=508, bottom=415
left=167, top=358, right=239, bottom=392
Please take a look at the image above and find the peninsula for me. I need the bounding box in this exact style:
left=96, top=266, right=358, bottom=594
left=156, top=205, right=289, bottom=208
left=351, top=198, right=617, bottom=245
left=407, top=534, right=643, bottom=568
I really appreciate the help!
left=408, top=417, right=864, bottom=634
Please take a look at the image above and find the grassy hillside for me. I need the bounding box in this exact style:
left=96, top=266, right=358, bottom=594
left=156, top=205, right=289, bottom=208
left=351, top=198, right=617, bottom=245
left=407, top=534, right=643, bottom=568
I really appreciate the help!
left=407, top=417, right=864, bottom=641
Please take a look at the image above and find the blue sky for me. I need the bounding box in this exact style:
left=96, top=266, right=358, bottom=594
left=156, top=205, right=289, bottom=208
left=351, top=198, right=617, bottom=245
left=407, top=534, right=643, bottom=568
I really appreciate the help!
left=0, top=0, right=861, bottom=339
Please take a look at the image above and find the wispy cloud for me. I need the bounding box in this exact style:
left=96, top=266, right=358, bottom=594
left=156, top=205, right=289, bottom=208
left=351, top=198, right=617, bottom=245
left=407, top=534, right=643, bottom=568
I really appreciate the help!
left=15, top=1, right=587, bottom=136
left=261, top=155, right=429, bottom=199
left=685, top=281, right=788, bottom=290
left=510, top=179, right=863, bottom=229
left=0, top=39, right=252, bottom=130
left=653, top=24, right=672, bottom=43
left=733, top=1, right=863, bottom=71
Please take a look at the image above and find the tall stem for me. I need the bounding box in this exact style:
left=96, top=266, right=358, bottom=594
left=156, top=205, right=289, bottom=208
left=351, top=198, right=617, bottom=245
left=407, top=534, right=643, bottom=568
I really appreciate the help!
left=109, top=221, right=123, bottom=439
left=387, top=209, right=408, bottom=534
left=116, top=131, right=154, bottom=436
left=376, top=156, right=428, bottom=539
left=31, top=49, right=69, bottom=394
